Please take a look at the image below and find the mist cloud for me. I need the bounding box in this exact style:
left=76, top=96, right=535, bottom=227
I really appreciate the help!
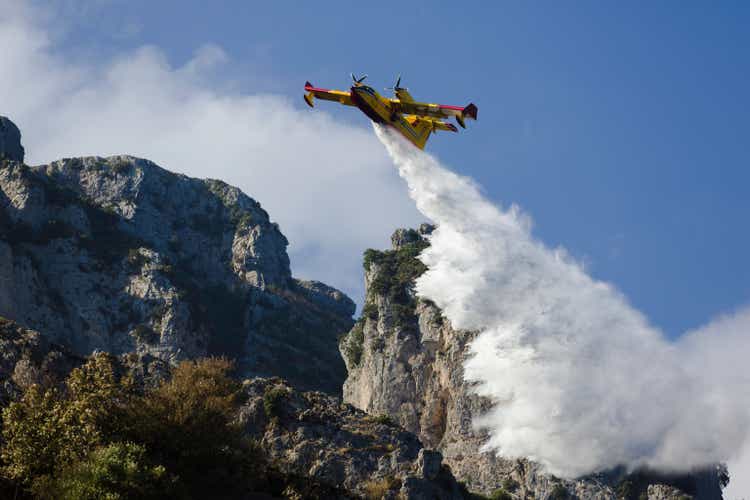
left=375, top=124, right=750, bottom=479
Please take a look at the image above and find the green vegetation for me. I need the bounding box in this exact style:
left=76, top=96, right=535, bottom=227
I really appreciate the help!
left=5, top=171, right=150, bottom=264
left=616, top=479, right=635, bottom=500
left=341, top=319, right=365, bottom=366
left=489, top=488, right=513, bottom=500
left=1, top=354, right=134, bottom=489
left=362, top=237, right=429, bottom=329
left=502, top=477, right=519, bottom=493
left=462, top=486, right=513, bottom=500
left=50, top=442, right=176, bottom=500
left=78, top=201, right=147, bottom=265
left=371, top=414, right=396, bottom=427
left=550, top=483, right=569, bottom=499
left=0, top=355, right=285, bottom=499
left=361, top=301, right=379, bottom=320
left=110, top=159, right=132, bottom=176
left=263, top=386, right=288, bottom=422
left=340, top=234, right=432, bottom=368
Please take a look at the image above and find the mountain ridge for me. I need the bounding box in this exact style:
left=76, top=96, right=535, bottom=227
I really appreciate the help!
left=0, top=116, right=730, bottom=499
left=0, top=120, right=354, bottom=394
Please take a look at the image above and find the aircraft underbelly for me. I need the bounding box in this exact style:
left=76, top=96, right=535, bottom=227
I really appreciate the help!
left=351, top=89, right=423, bottom=148
left=351, top=91, right=388, bottom=124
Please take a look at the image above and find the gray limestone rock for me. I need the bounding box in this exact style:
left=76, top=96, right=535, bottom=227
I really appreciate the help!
left=341, top=227, right=727, bottom=499
left=0, top=147, right=353, bottom=394
left=648, top=484, right=691, bottom=500
left=238, top=377, right=466, bottom=499
left=0, top=117, right=24, bottom=163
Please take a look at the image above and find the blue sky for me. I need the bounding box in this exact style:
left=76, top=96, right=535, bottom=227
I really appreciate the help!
left=3, top=1, right=750, bottom=491
left=19, top=0, right=750, bottom=338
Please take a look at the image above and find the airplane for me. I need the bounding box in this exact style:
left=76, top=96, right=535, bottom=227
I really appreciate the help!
left=304, top=74, right=478, bottom=149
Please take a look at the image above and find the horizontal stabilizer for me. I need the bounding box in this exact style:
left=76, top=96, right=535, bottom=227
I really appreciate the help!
left=455, top=103, right=478, bottom=128
left=433, top=120, right=458, bottom=133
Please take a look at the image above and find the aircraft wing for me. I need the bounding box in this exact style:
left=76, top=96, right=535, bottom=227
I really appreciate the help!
left=393, top=100, right=478, bottom=128
left=304, top=82, right=354, bottom=107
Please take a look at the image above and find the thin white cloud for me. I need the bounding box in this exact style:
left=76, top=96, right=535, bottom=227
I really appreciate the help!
left=0, top=0, right=421, bottom=301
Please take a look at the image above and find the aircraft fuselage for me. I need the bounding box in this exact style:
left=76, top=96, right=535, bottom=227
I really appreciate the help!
left=349, top=86, right=431, bottom=148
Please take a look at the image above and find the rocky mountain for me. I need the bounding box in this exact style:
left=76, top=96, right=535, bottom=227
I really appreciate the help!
left=0, top=314, right=472, bottom=499
left=0, top=117, right=24, bottom=163
left=240, top=376, right=469, bottom=499
left=0, top=116, right=731, bottom=498
left=0, top=117, right=353, bottom=395
left=339, top=225, right=727, bottom=500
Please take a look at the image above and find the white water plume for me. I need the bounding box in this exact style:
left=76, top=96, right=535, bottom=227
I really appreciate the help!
left=374, top=124, right=750, bottom=478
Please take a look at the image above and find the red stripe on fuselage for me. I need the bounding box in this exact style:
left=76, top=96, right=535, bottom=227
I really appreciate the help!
left=439, top=104, right=465, bottom=111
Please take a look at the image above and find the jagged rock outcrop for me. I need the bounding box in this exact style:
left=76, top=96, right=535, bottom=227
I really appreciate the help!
left=239, top=377, right=469, bottom=499
left=648, top=484, right=690, bottom=500
left=340, top=226, right=726, bottom=499
left=0, top=117, right=354, bottom=394
left=0, top=117, right=24, bottom=163
left=0, top=316, right=82, bottom=405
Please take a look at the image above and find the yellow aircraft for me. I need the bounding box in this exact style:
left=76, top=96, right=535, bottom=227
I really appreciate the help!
left=304, top=74, right=478, bottom=149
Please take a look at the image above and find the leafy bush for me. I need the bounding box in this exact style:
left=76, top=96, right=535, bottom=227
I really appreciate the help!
left=1, top=354, right=133, bottom=489
left=362, top=238, right=429, bottom=330
left=1, top=356, right=267, bottom=498
left=362, top=301, right=379, bottom=320
left=371, top=414, right=396, bottom=427
left=45, top=442, right=176, bottom=500
left=263, top=386, right=288, bottom=421
left=489, top=488, right=513, bottom=500
left=341, top=320, right=365, bottom=366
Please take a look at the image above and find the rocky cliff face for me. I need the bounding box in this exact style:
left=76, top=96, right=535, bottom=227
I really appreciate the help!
left=0, top=117, right=24, bottom=163
left=340, top=226, right=726, bottom=499
left=240, top=377, right=470, bottom=499
left=0, top=115, right=730, bottom=499
left=0, top=316, right=82, bottom=406
left=0, top=117, right=354, bottom=394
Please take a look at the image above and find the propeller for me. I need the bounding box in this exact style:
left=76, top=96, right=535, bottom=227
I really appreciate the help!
left=351, top=73, right=368, bottom=85
left=386, top=74, right=408, bottom=92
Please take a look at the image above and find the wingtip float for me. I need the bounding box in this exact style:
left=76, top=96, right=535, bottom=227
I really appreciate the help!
left=303, top=74, right=477, bottom=149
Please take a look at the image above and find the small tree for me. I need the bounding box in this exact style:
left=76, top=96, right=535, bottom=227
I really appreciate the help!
left=121, top=358, right=263, bottom=496
left=1, top=353, right=133, bottom=489
left=1, top=355, right=266, bottom=497
left=41, top=442, right=176, bottom=500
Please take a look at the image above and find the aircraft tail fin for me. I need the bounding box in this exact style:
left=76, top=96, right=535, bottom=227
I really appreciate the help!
left=304, top=81, right=315, bottom=107
left=455, top=103, right=478, bottom=128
